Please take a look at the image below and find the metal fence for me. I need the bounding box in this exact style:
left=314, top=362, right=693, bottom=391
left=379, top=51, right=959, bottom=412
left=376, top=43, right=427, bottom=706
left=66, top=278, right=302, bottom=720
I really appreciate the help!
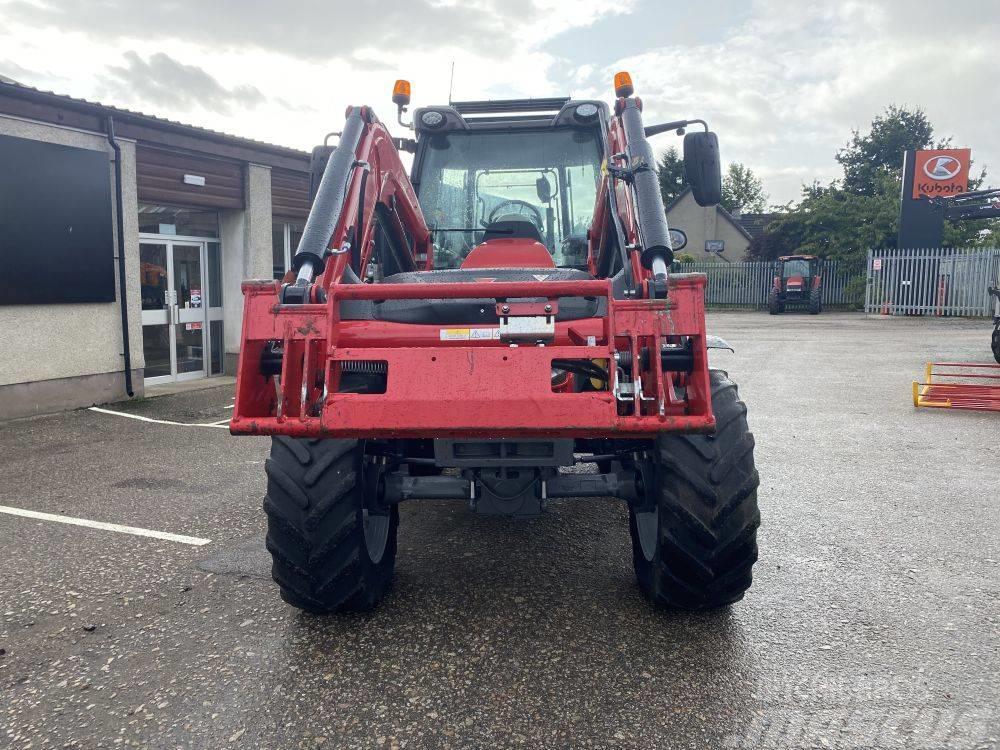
left=864, top=248, right=1000, bottom=317
left=674, top=260, right=859, bottom=308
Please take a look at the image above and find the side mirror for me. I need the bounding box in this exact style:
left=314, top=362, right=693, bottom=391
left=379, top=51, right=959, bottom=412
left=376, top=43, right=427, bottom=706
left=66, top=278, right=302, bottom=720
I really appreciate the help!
left=683, top=131, right=722, bottom=207
left=535, top=176, right=552, bottom=204
left=668, top=227, right=687, bottom=251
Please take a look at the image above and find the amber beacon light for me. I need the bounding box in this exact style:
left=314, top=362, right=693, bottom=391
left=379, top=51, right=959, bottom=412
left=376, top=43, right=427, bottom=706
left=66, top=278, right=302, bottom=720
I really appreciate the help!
left=613, top=71, right=634, bottom=98
left=392, top=79, right=411, bottom=107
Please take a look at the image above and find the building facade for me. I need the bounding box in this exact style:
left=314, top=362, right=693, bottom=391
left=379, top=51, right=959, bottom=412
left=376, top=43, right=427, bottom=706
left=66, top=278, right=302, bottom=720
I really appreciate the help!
left=0, top=81, right=313, bottom=420
left=664, top=187, right=753, bottom=263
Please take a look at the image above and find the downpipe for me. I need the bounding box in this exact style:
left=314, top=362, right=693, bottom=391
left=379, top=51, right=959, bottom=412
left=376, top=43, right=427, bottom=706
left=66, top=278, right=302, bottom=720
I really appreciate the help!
left=106, top=116, right=133, bottom=398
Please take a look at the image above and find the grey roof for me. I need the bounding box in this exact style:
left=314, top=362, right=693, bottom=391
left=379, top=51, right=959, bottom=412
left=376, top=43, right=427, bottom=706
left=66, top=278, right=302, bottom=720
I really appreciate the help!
left=0, top=78, right=309, bottom=160
left=737, top=212, right=782, bottom=239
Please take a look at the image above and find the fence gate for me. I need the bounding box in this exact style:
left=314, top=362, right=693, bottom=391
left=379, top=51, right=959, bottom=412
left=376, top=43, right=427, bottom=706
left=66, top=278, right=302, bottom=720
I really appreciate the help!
left=864, top=248, right=1000, bottom=316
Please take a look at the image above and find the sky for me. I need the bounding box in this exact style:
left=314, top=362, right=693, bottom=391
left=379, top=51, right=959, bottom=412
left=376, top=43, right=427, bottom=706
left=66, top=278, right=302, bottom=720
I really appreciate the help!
left=2, top=0, right=998, bottom=206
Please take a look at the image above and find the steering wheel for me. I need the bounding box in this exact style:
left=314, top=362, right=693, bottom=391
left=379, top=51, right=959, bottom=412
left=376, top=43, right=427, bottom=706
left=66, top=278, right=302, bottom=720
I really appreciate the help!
left=486, top=200, right=545, bottom=231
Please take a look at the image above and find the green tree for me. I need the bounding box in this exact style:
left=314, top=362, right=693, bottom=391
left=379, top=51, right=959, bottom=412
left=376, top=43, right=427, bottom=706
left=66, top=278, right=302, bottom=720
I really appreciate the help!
left=747, top=104, right=995, bottom=261
left=721, top=162, right=768, bottom=214
left=657, top=147, right=686, bottom=206
left=749, top=176, right=899, bottom=263
left=837, top=105, right=937, bottom=195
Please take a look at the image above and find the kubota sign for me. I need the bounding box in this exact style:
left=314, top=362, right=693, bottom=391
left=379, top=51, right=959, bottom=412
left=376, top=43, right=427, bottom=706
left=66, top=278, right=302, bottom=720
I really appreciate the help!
left=912, top=148, right=971, bottom=199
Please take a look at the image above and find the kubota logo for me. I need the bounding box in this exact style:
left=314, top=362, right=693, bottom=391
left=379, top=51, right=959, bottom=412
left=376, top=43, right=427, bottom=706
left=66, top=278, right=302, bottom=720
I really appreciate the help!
left=911, top=149, right=971, bottom=199
left=923, top=155, right=962, bottom=180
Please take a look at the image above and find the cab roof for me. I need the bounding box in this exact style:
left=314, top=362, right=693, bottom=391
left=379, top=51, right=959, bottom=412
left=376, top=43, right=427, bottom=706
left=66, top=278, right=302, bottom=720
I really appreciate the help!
left=412, top=98, right=608, bottom=133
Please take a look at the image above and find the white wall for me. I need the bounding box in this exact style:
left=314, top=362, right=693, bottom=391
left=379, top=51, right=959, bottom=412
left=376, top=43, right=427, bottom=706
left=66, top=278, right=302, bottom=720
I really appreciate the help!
left=0, top=114, right=142, bottom=418
left=221, top=163, right=272, bottom=372
left=666, top=191, right=750, bottom=263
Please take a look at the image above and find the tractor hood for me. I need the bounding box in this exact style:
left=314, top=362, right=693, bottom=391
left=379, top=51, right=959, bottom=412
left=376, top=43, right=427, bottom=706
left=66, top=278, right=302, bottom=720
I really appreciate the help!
left=460, top=238, right=555, bottom=270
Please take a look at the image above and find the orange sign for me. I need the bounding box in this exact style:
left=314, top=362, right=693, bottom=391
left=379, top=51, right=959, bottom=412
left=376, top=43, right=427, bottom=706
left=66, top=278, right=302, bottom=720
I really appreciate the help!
left=912, top=149, right=971, bottom=199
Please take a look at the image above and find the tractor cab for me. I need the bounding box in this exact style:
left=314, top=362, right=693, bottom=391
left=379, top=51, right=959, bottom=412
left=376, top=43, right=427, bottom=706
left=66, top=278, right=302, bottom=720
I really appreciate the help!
left=769, top=254, right=823, bottom=314
left=779, top=255, right=819, bottom=284
left=408, top=98, right=606, bottom=271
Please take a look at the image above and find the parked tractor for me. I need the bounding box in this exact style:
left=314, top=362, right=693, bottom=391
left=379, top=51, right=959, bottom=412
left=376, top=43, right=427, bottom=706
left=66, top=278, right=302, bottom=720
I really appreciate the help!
left=230, top=73, right=760, bottom=613
left=768, top=254, right=822, bottom=314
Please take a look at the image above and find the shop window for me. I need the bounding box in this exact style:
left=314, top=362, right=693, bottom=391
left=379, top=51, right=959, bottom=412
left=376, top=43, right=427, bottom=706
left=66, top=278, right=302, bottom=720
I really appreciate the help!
left=0, top=134, right=114, bottom=304
left=210, top=321, right=224, bottom=375
left=272, top=219, right=305, bottom=279
left=207, top=242, right=223, bottom=308
left=139, top=203, right=219, bottom=238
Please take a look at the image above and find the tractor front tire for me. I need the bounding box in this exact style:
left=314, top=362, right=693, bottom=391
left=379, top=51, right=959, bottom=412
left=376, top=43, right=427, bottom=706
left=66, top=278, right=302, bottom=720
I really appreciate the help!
left=767, top=290, right=781, bottom=315
left=992, top=324, right=1000, bottom=364
left=808, top=287, right=822, bottom=315
left=629, top=370, right=760, bottom=609
left=264, top=437, right=398, bottom=614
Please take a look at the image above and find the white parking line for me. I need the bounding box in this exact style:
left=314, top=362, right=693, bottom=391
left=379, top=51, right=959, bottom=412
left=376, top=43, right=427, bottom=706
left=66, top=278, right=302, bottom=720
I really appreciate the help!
left=0, top=505, right=212, bottom=546
left=88, top=406, right=230, bottom=429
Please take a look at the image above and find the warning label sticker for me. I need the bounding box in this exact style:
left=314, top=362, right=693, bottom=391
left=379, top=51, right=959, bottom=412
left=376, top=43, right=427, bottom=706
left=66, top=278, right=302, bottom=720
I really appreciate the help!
left=439, top=328, right=501, bottom=341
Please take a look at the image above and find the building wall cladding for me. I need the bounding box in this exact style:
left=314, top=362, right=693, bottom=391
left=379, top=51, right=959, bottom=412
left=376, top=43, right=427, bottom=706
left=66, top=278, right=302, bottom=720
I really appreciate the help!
left=0, top=113, right=143, bottom=420
left=271, top=168, right=311, bottom=220
left=136, top=146, right=245, bottom=209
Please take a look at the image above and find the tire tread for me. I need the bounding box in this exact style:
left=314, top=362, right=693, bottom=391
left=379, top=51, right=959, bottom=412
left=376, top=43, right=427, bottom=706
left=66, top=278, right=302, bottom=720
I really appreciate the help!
left=263, top=438, right=397, bottom=614
left=632, top=370, right=761, bottom=609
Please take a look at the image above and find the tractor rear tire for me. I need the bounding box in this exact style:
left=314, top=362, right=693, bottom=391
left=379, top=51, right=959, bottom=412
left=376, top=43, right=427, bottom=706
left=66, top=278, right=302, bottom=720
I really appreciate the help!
left=767, top=291, right=781, bottom=315
left=629, top=370, right=760, bottom=609
left=264, top=437, right=398, bottom=614
left=808, top=287, right=822, bottom=315
left=992, top=324, right=1000, bottom=364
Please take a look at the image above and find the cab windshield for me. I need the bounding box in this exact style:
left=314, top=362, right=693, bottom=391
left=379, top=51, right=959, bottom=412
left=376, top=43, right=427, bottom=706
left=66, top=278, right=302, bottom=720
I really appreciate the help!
left=415, top=128, right=602, bottom=268
left=782, top=259, right=811, bottom=277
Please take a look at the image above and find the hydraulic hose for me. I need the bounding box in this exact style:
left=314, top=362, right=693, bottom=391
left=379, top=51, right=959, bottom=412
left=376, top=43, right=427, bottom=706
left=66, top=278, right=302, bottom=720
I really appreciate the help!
left=292, top=107, right=368, bottom=282
left=619, top=98, right=674, bottom=297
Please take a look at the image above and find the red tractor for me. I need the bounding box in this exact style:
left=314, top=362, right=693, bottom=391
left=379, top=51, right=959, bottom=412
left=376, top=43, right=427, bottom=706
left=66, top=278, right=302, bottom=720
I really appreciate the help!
left=230, top=74, right=760, bottom=613
left=768, top=254, right=822, bottom=315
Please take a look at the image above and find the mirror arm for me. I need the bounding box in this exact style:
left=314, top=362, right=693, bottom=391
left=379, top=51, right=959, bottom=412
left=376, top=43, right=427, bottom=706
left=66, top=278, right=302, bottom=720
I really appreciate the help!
left=397, top=104, right=413, bottom=130
left=394, top=138, right=417, bottom=154
left=644, top=118, right=709, bottom=138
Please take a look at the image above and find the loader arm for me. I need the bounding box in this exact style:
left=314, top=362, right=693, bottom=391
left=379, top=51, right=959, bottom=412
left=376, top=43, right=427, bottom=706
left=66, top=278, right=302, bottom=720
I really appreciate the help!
left=285, top=105, right=431, bottom=303
left=589, top=99, right=677, bottom=299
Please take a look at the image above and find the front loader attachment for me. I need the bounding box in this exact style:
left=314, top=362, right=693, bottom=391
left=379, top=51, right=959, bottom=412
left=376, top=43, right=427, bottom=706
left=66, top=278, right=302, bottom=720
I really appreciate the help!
left=231, top=273, right=714, bottom=438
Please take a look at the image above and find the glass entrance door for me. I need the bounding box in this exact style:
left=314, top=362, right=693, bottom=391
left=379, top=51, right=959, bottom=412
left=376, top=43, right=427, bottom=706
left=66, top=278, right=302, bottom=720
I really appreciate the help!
left=171, top=244, right=206, bottom=381
left=140, top=242, right=172, bottom=381
left=140, top=240, right=217, bottom=385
